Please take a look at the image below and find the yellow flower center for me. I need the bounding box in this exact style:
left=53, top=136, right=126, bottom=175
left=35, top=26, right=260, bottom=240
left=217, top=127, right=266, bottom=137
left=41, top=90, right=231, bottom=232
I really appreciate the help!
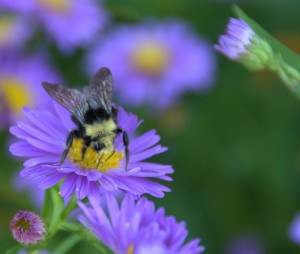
left=0, top=16, right=15, bottom=43
left=68, top=138, right=124, bottom=173
left=0, top=78, right=32, bottom=113
left=38, top=0, right=71, bottom=13
left=127, top=244, right=134, bottom=254
left=130, top=41, right=170, bottom=75
left=12, top=218, right=30, bottom=230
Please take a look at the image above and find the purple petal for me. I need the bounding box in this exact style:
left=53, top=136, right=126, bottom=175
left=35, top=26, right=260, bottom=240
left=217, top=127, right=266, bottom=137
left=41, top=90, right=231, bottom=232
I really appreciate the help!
left=10, top=142, right=47, bottom=157
left=130, top=145, right=168, bottom=162
left=60, top=174, right=78, bottom=198
left=38, top=173, right=65, bottom=189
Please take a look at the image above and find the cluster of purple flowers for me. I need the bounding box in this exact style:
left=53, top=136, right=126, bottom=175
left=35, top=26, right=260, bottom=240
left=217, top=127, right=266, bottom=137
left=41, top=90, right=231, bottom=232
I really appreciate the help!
left=0, top=0, right=107, bottom=130
left=6, top=2, right=298, bottom=253
left=9, top=86, right=204, bottom=254
left=3, top=1, right=220, bottom=253
left=0, top=0, right=107, bottom=53
left=7, top=3, right=295, bottom=252
left=9, top=73, right=204, bottom=251
left=79, top=192, right=204, bottom=254
left=0, top=1, right=216, bottom=128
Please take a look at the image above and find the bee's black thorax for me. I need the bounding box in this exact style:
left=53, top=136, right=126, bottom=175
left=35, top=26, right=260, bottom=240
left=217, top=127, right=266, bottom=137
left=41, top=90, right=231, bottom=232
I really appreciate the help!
left=84, top=107, right=111, bottom=124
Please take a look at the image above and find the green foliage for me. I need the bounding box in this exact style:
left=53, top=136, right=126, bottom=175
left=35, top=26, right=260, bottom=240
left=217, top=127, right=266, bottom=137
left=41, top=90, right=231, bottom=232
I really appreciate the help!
left=3, top=2, right=300, bottom=254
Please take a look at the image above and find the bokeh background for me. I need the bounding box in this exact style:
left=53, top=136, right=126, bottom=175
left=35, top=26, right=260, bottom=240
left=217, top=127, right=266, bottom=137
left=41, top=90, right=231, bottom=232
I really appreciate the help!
left=2, top=0, right=300, bottom=253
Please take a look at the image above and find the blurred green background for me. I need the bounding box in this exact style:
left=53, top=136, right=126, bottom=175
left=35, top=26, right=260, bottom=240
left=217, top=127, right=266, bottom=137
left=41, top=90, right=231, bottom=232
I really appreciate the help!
left=2, top=0, right=300, bottom=253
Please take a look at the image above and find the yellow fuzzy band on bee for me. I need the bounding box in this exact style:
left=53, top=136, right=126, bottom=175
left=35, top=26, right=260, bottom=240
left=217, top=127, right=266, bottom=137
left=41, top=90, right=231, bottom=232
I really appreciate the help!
left=85, top=119, right=117, bottom=137
left=68, top=138, right=123, bottom=173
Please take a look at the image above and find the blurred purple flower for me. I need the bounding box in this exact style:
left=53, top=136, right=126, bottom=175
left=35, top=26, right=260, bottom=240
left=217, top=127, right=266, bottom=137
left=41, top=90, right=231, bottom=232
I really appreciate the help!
left=9, top=103, right=173, bottom=201
left=225, top=234, right=266, bottom=254
left=12, top=173, right=45, bottom=210
left=0, top=0, right=108, bottom=53
left=10, top=211, right=45, bottom=245
left=0, top=53, right=61, bottom=127
left=79, top=192, right=205, bottom=254
left=86, top=20, right=216, bottom=109
left=0, top=15, right=33, bottom=50
left=215, top=18, right=254, bottom=60
left=288, top=213, right=300, bottom=245
left=0, top=1, right=33, bottom=12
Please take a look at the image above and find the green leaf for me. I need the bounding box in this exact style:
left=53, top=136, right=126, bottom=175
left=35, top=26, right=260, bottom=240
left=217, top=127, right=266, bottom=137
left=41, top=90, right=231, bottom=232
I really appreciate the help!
left=41, top=188, right=52, bottom=221
left=42, top=186, right=64, bottom=221
left=233, top=5, right=300, bottom=72
left=53, top=234, right=81, bottom=254
left=42, top=186, right=65, bottom=235
left=60, top=195, right=77, bottom=221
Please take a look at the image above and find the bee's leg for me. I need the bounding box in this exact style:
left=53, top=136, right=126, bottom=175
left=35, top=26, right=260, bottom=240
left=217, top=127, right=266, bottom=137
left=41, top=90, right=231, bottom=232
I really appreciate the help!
left=116, top=128, right=130, bottom=171
left=105, top=149, right=116, bottom=162
left=96, top=152, right=104, bottom=169
left=74, top=137, right=90, bottom=162
left=81, top=145, right=87, bottom=161
left=123, top=131, right=129, bottom=171
left=74, top=144, right=87, bottom=163
left=59, top=130, right=75, bottom=165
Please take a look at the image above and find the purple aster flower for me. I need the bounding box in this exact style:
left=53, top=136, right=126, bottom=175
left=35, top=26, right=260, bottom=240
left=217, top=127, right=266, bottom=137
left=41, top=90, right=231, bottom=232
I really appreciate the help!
left=10, top=211, right=45, bottom=245
left=0, top=0, right=108, bottom=53
left=9, top=101, right=173, bottom=201
left=0, top=14, right=33, bottom=50
left=214, top=18, right=255, bottom=60
left=0, top=53, right=61, bottom=126
left=288, top=213, right=300, bottom=245
left=79, top=192, right=204, bottom=254
left=86, top=20, right=216, bottom=109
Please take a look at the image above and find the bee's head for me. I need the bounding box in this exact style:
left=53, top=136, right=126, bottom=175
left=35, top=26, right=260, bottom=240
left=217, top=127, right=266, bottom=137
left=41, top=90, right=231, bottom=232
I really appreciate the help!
left=91, top=141, right=105, bottom=151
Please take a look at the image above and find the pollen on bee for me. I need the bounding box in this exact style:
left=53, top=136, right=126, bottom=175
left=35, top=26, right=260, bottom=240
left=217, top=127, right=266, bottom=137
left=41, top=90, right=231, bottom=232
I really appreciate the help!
left=68, top=138, right=124, bottom=172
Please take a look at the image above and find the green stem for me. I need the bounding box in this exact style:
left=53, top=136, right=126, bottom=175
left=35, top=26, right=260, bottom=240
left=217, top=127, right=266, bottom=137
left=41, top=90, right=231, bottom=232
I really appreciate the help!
left=61, top=195, right=77, bottom=221
left=48, top=196, right=77, bottom=236
left=41, top=186, right=78, bottom=247
left=53, top=234, right=81, bottom=254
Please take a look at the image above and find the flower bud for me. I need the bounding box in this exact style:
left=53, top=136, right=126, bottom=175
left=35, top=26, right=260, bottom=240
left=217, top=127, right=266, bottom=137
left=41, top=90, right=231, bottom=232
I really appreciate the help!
left=215, top=18, right=274, bottom=71
left=10, top=211, right=45, bottom=245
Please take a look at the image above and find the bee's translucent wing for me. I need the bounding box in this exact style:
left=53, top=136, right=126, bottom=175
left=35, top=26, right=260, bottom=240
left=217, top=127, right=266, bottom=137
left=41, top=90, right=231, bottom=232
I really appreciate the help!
left=42, top=82, right=88, bottom=125
left=85, top=67, right=113, bottom=114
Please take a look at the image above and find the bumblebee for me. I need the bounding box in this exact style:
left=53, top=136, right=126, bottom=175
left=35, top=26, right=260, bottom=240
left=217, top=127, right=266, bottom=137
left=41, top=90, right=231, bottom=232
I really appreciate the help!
left=42, top=67, right=129, bottom=170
